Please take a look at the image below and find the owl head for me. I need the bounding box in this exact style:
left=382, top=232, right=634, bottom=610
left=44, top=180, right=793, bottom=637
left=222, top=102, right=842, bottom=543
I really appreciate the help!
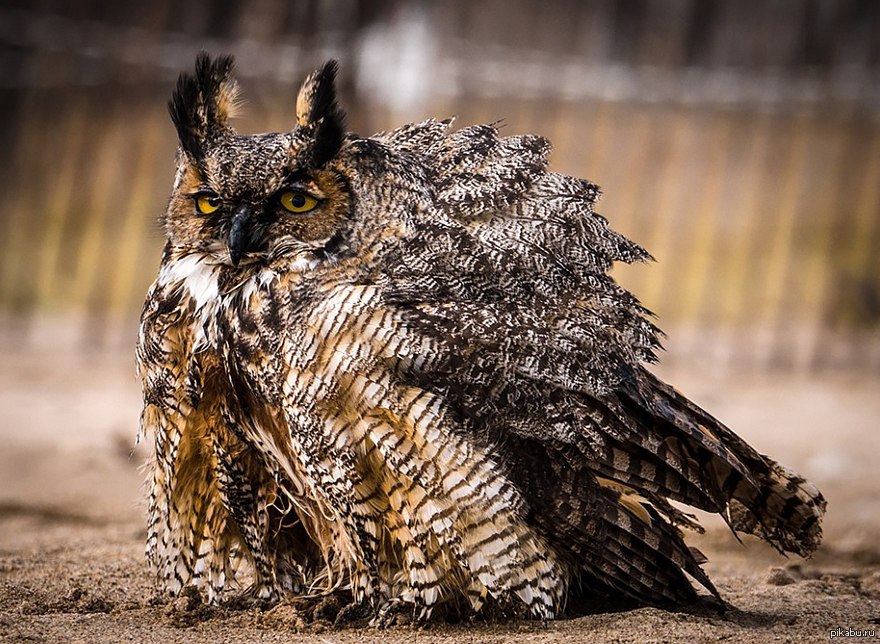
left=163, top=53, right=352, bottom=267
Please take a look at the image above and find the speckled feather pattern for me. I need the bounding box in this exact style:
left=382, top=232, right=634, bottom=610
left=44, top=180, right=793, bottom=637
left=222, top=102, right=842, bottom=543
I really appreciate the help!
left=137, top=55, right=826, bottom=620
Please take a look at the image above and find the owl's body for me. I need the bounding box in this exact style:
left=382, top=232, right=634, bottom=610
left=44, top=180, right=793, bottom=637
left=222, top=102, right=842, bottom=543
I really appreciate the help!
left=137, top=55, right=825, bottom=620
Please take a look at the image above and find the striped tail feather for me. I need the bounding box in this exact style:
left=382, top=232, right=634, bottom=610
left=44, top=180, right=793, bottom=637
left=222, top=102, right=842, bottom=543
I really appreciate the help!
left=618, top=369, right=826, bottom=557
left=577, top=395, right=738, bottom=511
left=508, top=437, right=718, bottom=606
left=592, top=478, right=719, bottom=605
left=726, top=461, right=826, bottom=557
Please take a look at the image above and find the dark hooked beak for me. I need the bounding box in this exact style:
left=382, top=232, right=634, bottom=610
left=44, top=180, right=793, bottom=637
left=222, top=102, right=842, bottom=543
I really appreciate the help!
left=228, top=204, right=254, bottom=267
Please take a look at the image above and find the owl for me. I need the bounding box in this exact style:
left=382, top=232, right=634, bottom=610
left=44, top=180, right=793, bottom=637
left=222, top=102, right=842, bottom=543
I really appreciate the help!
left=137, top=53, right=826, bottom=621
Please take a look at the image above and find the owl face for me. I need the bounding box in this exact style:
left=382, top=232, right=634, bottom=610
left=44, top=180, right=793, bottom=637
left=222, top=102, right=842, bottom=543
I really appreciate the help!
left=163, top=55, right=350, bottom=267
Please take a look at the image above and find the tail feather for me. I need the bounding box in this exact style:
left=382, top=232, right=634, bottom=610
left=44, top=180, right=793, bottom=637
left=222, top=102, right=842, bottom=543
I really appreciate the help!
left=582, top=397, right=731, bottom=510
left=727, top=461, right=826, bottom=556
left=507, top=438, right=716, bottom=607
left=595, top=480, right=719, bottom=603
left=621, top=369, right=826, bottom=557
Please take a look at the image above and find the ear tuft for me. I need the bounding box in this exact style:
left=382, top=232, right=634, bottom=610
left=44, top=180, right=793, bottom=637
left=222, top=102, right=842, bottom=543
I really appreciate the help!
left=296, top=60, right=340, bottom=127
left=295, top=60, right=346, bottom=167
left=169, top=52, right=240, bottom=158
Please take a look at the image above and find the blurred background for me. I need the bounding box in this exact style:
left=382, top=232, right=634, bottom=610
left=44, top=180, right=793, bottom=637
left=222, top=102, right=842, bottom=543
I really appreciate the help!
left=0, top=0, right=878, bottom=565
left=0, top=0, right=878, bottom=370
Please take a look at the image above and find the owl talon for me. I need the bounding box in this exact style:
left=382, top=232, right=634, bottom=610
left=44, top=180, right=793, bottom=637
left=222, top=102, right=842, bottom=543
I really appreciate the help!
left=222, top=584, right=280, bottom=609
left=332, top=600, right=370, bottom=627
left=254, top=585, right=280, bottom=605
left=370, top=599, right=414, bottom=628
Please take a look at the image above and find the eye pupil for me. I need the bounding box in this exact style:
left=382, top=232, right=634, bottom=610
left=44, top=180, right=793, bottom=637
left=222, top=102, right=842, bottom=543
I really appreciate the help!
left=290, top=193, right=306, bottom=208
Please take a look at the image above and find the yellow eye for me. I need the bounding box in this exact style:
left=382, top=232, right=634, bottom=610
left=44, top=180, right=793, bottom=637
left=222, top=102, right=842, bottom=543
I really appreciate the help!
left=196, top=194, right=222, bottom=215
left=280, top=191, right=318, bottom=214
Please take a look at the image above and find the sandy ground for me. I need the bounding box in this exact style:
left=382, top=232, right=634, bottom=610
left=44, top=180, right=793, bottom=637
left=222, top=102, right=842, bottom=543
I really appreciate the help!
left=1, top=335, right=879, bottom=643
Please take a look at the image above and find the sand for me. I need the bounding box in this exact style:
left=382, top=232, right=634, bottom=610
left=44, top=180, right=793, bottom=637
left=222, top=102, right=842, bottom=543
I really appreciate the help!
left=1, top=341, right=878, bottom=643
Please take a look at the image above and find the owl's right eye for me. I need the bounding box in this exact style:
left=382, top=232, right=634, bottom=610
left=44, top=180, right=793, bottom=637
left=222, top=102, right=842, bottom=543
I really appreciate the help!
left=195, top=194, right=222, bottom=215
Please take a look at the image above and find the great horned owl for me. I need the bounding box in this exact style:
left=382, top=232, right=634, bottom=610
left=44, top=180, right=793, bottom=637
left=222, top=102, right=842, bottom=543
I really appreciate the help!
left=137, top=54, right=826, bottom=620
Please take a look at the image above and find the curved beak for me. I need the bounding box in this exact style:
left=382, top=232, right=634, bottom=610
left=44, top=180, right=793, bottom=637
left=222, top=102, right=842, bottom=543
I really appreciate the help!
left=228, top=204, right=254, bottom=267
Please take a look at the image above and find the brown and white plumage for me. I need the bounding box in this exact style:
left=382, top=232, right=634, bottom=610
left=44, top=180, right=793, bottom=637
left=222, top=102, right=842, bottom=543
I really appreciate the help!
left=137, top=54, right=825, bottom=620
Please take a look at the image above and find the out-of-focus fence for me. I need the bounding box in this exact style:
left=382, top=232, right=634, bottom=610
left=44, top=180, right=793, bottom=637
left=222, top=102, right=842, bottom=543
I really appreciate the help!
left=0, top=0, right=878, bottom=371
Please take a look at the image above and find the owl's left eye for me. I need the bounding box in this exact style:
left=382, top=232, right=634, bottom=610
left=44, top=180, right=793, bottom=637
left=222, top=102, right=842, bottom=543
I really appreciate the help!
left=195, top=194, right=222, bottom=215
left=279, top=190, right=319, bottom=214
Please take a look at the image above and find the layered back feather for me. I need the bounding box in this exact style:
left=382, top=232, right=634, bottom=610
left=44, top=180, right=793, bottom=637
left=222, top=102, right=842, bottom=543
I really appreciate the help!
left=359, top=119, right=825, bottom=605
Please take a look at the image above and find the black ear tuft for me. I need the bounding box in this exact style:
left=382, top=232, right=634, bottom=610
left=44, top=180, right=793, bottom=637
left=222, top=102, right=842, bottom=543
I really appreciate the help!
left=295, top=60, right=347, bottom=168
left=306, top=60, right=341, bottom=125
left=168, top=52, right=239, bottom=159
